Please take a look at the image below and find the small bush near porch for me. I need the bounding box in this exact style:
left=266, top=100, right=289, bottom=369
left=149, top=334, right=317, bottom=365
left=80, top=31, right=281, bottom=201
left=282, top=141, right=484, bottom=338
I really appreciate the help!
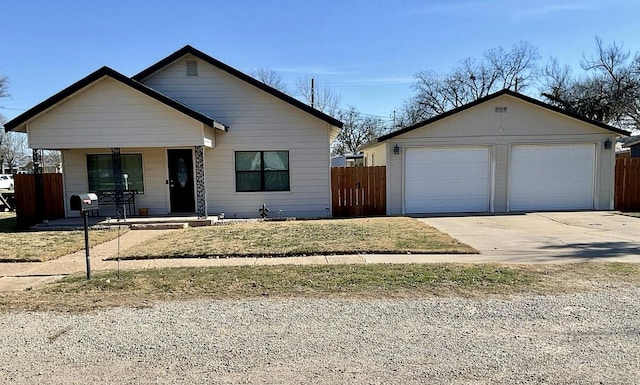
left=0, top=213, right=126, bottom=262
left=118, top=217, right=477, bottom=259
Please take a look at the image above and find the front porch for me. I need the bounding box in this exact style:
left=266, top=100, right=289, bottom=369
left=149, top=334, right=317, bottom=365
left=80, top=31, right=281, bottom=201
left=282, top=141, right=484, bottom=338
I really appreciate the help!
left=61, top=145, right=210, bottom=219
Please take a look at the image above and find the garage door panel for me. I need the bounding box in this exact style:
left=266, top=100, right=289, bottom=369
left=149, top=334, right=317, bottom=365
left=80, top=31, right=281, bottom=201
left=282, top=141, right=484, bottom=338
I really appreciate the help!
left=405, top=147, right=490, bottom=213
left=509, top=144, right=595, bottom=211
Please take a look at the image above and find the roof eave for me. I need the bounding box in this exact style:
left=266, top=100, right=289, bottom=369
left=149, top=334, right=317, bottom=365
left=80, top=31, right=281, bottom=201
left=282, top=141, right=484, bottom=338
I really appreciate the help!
left=213, top=121, right=228, bottom=132
left=3, top=66, right=226, bottom=132
left=376, top=89, right=630, bottom=142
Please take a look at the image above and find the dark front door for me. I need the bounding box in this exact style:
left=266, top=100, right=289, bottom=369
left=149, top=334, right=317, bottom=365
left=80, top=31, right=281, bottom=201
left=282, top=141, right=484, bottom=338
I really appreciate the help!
left=167, top=149, right=195, bottom=213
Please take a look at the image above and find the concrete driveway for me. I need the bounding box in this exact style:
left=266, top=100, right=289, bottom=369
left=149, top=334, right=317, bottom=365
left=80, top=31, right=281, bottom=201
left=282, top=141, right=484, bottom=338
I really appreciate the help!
left=419, top=212, right=640, bottom=263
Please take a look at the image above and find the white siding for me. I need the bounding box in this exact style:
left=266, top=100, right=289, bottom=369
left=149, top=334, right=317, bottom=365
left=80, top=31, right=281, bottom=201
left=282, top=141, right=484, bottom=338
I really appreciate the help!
left=365, top=142, right=387, bottom=167
left=372, top=94, right=617, bottom=214
left=142, top=55, right=333, bottom=218
left=28, top=77, right=207, bottom=149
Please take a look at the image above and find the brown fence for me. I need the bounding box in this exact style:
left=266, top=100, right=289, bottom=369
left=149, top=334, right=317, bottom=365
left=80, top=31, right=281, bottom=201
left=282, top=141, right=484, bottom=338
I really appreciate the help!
left=331, top=166, right=386, bottom=217
left=14, top=173, right=65, bottom=229
left=615, top=158, right=640, bottom=211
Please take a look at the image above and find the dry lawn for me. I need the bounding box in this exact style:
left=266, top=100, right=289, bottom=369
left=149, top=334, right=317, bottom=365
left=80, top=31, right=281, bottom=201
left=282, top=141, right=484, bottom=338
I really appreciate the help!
left=1, top=262, right=639, bottom=313
left=0, top=213, right=126, bottom=262
left=118, top=217, right=476, bottom=260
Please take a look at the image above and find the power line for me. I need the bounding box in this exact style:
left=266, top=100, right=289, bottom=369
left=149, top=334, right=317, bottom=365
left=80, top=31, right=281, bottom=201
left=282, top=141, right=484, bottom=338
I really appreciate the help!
left=331, top=106, right=394, bottom=120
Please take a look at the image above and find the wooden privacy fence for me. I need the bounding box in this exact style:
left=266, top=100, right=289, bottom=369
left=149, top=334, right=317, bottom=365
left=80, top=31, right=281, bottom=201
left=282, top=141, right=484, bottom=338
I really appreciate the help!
left=331, top=166, right=386, bottom=217
left=615, top=158, right=640, bottom=211
left=14, top=173, right=65, bottom=229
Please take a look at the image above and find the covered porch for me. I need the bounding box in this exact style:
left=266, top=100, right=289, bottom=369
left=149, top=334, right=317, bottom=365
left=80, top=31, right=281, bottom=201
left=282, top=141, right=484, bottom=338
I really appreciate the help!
left=60, top=145, right=212, bottom=219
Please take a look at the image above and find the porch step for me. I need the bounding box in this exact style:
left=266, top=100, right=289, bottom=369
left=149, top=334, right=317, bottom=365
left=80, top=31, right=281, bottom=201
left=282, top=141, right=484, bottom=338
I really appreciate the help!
left=129, top=223, right=189, bottom=230
left=29, top=215, right=219, bottom=231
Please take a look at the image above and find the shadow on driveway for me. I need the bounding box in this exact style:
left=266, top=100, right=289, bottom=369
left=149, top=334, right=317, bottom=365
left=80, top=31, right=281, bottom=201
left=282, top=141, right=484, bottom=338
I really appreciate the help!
left=538, top=241, right=640, bottom=259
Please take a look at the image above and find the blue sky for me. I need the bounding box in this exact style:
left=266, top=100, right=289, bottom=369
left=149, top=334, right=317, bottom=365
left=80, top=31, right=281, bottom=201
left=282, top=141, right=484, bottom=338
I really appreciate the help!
left=1, top=0, right=639, bottom=123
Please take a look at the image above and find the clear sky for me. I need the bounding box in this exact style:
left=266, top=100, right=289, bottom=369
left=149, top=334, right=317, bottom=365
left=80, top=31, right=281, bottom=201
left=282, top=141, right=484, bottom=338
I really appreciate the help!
left=1, top=0, right=639, bottom=124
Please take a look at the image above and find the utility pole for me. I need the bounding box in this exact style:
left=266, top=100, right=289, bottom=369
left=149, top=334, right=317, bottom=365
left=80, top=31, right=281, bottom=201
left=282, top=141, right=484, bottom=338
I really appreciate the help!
left=311, top=78, right=315, bottom=108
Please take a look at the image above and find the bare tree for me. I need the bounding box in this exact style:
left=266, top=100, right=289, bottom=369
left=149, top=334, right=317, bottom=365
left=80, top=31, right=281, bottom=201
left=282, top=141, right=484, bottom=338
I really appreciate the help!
left=295, top=77, right=341, bottom=117
left=0, top=131, right=27, bottom=173
left=45, top=150, right=63, bottom=173
left=0, top=75, right=8, bottom=99
left=541, top=37, right=640, bottom=131
left=249, top=68, right=289, bottom=93
left=399, top=41, right=540, bottom=125
left=0, top=75, right=8, bottom=129
left=332, top=107, right=387, bottom=155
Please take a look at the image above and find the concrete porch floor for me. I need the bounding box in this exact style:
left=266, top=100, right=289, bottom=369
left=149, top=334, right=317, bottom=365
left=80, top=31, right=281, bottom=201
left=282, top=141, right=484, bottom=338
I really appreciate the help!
left=31, top=214, right=220, bottom=230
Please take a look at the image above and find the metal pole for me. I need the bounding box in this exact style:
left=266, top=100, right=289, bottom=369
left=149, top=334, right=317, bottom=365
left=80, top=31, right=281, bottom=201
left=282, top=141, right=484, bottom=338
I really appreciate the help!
left=83, top=211, right=91, bottom=280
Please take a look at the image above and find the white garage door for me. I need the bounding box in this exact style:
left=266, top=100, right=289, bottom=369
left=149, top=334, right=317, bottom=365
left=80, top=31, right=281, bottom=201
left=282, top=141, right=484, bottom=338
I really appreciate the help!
left=405, top=147, right=491, bottom=213
left=509, top=144, right=595, bottom=211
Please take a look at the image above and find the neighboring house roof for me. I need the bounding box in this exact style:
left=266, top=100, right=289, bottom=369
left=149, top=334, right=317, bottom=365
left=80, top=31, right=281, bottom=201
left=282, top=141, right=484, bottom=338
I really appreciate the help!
left=622, top=136, right=640, bottom=148
left=369, top=89, right=630, bottom=146
left=4, top=66, right=228, bottom=132
left=132, top=45, right=343, bottom=128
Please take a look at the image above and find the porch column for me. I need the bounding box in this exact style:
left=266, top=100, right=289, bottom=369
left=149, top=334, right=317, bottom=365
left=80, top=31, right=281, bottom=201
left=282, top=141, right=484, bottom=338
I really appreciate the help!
left=111, top=147, right=125, bottom=218
left=195, top=145, right=207, bottom=218
left=32, top=148, right=45, bottom=222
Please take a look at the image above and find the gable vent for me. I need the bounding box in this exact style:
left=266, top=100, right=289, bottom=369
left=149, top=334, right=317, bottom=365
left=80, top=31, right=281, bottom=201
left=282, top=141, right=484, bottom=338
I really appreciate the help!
left=186, top=60, right=198, bottom=76
left=495, top=106, right=508, bottom=113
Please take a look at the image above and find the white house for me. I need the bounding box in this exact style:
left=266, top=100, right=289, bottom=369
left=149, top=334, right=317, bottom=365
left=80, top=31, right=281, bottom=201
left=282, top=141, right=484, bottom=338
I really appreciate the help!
left=4, top=46, right=343, bottom=218
left=361, top=90, right=629, bottom=214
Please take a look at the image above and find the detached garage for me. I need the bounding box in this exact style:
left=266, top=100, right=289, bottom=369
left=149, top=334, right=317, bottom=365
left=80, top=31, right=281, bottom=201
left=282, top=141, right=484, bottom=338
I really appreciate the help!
left=362, top=90, right=629, bottom=214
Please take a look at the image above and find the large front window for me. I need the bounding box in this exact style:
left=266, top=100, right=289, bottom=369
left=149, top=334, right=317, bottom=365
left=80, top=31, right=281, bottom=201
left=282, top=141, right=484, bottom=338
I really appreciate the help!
left=235, top=151, right=290, bottom=192
left=87, top=154, right=144, bottom=192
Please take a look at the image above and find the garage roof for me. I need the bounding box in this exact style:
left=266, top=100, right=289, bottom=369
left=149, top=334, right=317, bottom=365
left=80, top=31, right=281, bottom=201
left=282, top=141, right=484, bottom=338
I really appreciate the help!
left=373, top=89, right=630, bottom=144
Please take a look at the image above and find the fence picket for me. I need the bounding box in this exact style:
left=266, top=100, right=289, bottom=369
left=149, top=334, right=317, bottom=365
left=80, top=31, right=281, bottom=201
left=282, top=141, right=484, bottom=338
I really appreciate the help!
left=615, top=158, right=640, bottom=211
left=331, top=166, right=386, bottom=217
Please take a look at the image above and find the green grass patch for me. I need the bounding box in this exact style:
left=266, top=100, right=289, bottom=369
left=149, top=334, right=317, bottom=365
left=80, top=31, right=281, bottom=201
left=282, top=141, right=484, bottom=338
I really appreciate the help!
left=2, top=262, right=639, bottom=313
left=0, top=264, right=535, bottom=312
left=56, top=264, right=533, bottom=295
left=117, top=217, right=476, bottom=260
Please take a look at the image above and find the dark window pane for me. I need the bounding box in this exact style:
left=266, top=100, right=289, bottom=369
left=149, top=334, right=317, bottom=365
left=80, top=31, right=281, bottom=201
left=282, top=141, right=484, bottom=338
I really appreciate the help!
left=263, top=151, right=288, bottom=171
left=235, top=152, right=261, bottom=171
left=236, top=171, right=262, bottom=191
left=87, top=154, right=144, bottom=193
left=264, top=171, right=289, bottom=191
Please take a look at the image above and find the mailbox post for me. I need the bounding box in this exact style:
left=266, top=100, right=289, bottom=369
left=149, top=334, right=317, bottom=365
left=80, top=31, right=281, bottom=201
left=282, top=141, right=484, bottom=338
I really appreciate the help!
left=70, top=193, right=99, bottom=280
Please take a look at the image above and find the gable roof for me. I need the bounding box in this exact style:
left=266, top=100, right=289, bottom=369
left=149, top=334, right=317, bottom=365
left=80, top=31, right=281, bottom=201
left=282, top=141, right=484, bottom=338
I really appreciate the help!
left=132, top=45, right=343, bottom=128
left=373, top=89, right=630, bottom=144
left=4, top=66, right=227, bottom=132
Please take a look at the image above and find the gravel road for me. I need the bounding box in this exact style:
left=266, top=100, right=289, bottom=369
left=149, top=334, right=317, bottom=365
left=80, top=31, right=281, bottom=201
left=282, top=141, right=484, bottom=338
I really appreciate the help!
left=1, top=288, right=639, bottom=384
